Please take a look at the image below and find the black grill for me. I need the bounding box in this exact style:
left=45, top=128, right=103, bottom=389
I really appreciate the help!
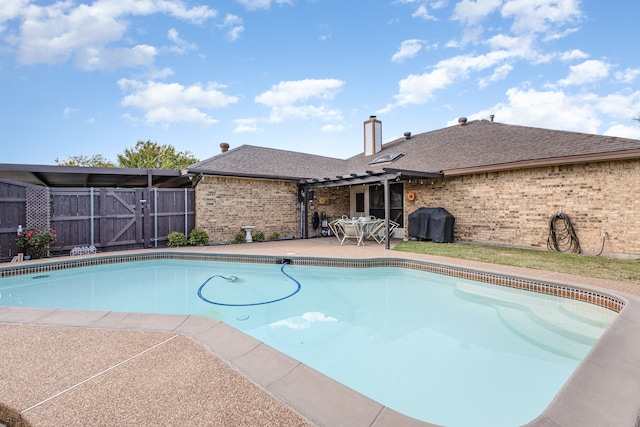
left=408, top=207, right=455, bottom=243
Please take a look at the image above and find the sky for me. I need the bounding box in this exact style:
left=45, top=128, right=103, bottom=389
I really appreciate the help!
left=1, top=0, right=640, bottom=166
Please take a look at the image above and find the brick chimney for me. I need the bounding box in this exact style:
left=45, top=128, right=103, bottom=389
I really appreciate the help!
left=364, top=115, right=382, bottom=156
left=220, top=142, right=230, bottom=153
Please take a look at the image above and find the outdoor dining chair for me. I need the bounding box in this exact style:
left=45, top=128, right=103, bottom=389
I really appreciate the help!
left=372, top=220, right=400, bottom=244
left=339, top=221, right=365, bottom=246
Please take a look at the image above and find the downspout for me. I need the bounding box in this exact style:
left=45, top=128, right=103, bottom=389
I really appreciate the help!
left=299, top=186, right=307, bottom=239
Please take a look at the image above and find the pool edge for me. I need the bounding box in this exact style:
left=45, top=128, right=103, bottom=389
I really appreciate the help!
left=1, top=250, right=638, bottom=427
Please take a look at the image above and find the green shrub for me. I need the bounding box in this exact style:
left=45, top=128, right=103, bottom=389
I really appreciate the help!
left=232, top=232, right=246, bottom=244
left=253, top=231, right=265, bottom=241
left=269, top=231, right=280, bottom=240
left=166, top=231, right=188, bottom=247
left=188, top=228, right=209, bottom=246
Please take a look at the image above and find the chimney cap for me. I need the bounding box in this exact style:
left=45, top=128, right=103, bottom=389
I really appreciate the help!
left=369, top=115, right=377, bottom=120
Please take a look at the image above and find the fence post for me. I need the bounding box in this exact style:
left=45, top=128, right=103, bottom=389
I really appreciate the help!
left=154, top=188, right=158, bottom=248
left=90, top=187, right=95, bottom=246
left=184, top=188, right=188, bottom=237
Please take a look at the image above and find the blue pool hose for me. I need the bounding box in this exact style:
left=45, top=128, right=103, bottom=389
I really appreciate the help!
left=197, top=262, right=301, bottom=306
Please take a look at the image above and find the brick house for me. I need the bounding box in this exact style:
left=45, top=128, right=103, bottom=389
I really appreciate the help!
left=189, top=116, right=640, bottom=258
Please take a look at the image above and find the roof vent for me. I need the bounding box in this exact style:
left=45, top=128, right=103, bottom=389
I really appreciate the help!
left=220, top=142, right=230, bottom=153
left=458, top=117, right=467, bottom=126
left=490, top=114, right=495, bottom=123
left=404, top=132, right=411, bottom=140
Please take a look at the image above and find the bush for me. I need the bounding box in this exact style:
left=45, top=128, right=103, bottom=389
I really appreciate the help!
left=188, top=228, right=209, bottom=246
left=17, top=227, right=56, bottom=259
left=253, top=231, right=265, bottom=241
left=232, top=232, right=246, bottom=244
left=269, top=231, right=280, bottom=240
left=166, top=231, right=187, bottom=247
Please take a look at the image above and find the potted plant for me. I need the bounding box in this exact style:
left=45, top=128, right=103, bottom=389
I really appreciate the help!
left=17, top=227, right=56, bottom=259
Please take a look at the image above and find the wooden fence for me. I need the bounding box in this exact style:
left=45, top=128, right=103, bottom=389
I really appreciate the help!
left=0, top=180, right=194, bottom=262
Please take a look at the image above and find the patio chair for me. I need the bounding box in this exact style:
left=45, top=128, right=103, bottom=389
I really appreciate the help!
left=329, top=218, right=346, bottom=241
left=339, top=221, right=364, bottom=246
left=372, top=220, right=400, bottom=244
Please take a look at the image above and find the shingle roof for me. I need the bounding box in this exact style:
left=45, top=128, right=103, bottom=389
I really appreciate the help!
left=188, top=145, right=346, bottom=180
left=344, top=119, right=640, bottom=175
left=189, top=120, right=640, bottom=181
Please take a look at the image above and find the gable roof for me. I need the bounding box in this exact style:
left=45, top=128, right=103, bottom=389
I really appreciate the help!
left=189, top=120, right=640, bottom=185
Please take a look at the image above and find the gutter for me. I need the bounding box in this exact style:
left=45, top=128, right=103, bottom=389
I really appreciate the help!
left=443, top=149, right=640, bottom=176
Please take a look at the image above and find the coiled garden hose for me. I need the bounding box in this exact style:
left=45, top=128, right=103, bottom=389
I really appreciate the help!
left=547, top=212, right=581, bottom=254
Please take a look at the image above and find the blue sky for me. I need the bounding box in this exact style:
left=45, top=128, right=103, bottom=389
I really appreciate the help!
left=2, top=0, right=639, bottom=165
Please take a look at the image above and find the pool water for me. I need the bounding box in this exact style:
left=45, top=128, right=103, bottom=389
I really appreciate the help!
left=0, top=259, right=616, bottom=427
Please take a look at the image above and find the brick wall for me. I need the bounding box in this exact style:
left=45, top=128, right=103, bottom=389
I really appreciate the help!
left=403, top=159, right=640, bottom=257
left=195, top=176, right=301, bottom=243
left=306, top=187, right=351, bottom=235
left=195, top=159, right=639, bottom=256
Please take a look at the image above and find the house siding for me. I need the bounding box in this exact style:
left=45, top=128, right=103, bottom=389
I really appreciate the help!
left=403, top=159, right=640, bottom=257
left=195, top=176, right=300, bottom=243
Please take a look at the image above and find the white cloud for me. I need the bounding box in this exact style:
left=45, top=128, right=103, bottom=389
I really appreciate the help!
left=118, top=79, right=238, bottom=125
left=391, top=39, right=425, bottom=63
left=453, top=0, right=502, bottom=26
left=615, top=68, right=640, bottom=84
left=556, top=59, right=611, bottom=87
left=255, top=79, right=345, bottom=123
left=603, top=124, right=640, bottom=140
left=321, top=124, right=345, bottom=132
left=236, top=0, right=293, bottom=11
left=234, top=118, right=261, bottom=133
left=167, top=28, right=197, bottom=54
left=219, top=14, right=244, bottom=41
left=62, top=106, right=77, bottom=118
left=75, top=44, right=157, bottom=71
left=467, top=87, right=640, bottom=139
left=14, top=0, right=217, bottom=69
left=501, top=0, right=583, bottom=36
left=479, top=62, right=513, bottom=87
left=560, top=49, right=588, bottom=61
left=382, top=48, right=522, bottom=111
left=412, top=4, right=437, bottom=21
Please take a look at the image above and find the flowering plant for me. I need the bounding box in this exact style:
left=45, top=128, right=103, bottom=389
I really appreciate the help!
left=17, top=227, right=56, bottom=259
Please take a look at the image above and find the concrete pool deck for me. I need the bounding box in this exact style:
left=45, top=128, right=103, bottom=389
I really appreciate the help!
left=1, top=238, right=639, bottom=426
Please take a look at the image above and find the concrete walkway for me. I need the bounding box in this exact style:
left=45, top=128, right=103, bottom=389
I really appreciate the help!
left=1, top=238, right=639, bottom=427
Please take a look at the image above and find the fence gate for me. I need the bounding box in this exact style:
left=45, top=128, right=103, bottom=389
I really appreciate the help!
left=50, top=187, right=195, bottom=252
left=1, top=182, right=195, bottom=261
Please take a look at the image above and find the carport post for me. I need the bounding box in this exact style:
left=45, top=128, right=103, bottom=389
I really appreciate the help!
left=384, top=178, right=390, bottom=250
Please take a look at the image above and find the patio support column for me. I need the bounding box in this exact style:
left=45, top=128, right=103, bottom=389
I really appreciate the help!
left=383, top=178, right=390, bottom=250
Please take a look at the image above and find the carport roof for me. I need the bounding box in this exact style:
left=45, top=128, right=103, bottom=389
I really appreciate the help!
left=0, top=164, right=192, bottom=188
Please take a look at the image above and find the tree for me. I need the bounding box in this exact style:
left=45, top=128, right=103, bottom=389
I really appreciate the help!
left=117, top=140, right=199, bottom=169
left=55, top=154, right=116, bottom=167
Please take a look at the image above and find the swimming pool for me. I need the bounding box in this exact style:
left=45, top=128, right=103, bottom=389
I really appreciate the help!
left=0, top=255, right=619, bottom=427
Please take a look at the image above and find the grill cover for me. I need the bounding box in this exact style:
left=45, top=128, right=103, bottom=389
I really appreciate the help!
left=408, top=207, right=455, bottom=243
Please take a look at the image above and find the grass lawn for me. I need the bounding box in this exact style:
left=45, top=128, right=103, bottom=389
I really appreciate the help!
left=393, top=241, right=640, bottom=285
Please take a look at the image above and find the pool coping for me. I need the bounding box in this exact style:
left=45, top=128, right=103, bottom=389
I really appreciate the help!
left=2, top=248, right=640, bottom=427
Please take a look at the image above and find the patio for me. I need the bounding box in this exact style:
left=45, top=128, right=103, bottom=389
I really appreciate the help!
left=1, top=238, right=639, bottom=427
